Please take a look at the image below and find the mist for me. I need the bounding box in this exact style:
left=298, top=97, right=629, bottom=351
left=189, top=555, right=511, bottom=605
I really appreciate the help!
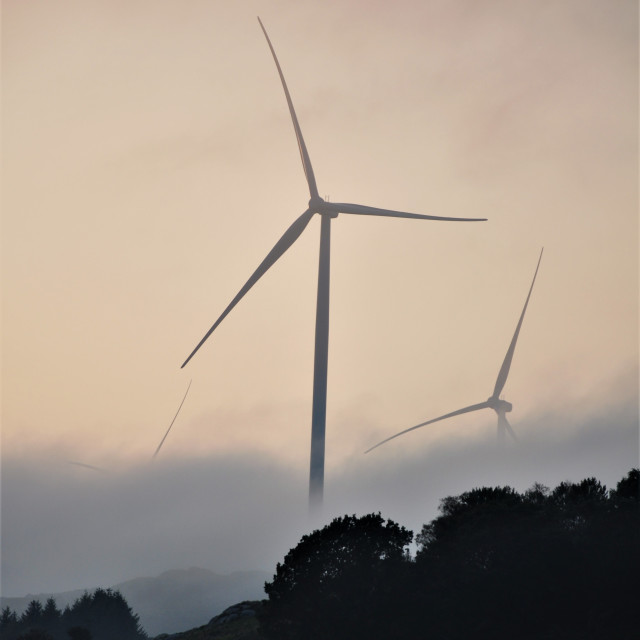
left=2, top=386, right=637, bottom=597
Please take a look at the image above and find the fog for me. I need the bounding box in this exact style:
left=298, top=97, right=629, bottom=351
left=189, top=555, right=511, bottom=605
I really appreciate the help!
left=3, top=382, right=637, bottom=597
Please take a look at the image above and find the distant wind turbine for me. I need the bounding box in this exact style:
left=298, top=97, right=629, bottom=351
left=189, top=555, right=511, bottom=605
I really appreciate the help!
left=153, top=379, right=192, bottom=459
left=181, top=18, right=487, bottom=510
left=366, top=248, right=543, bottom=453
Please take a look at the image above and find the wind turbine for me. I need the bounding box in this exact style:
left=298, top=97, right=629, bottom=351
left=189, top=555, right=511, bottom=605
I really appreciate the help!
left=365, top=248, right=543, bottom=453
left=181, top=18, right=487, bottom=510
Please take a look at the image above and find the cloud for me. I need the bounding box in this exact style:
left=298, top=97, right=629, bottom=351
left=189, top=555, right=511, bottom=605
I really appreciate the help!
left=2, top=388, right=636, bottom=597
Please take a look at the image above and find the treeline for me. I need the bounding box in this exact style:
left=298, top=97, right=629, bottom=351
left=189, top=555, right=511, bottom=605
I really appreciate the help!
left=0, top=588, right=147, bottom=640
left=259, top=469, right=639, bottom=640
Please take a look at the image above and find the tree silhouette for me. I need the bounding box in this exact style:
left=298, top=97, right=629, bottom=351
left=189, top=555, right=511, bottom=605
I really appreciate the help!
left=40, top=599, right=62, bottom=638
left=612, top=467, right=639, bottom=501
left=16, top=630, right=54, bottom=640
left=259, top=470, right=639, bottom=640
left=20, top=601, right=45, bottom=628
left=61, top=589, right=146, bottom=640
left=0, top=590, right=146, bottom=640
left=1, top=607, right=20, bottom=640
left=260, top=513, right=413, bottom=640
left=410, top=473, right=639, bottom=639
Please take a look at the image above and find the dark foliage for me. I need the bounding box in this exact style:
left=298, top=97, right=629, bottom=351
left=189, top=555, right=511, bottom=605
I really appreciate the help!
left=411, top=472, right=639, bottom=639
left=20, top=601, right=45, bottom=628
left=1, top=607, right=20, bottom=628
left=260, top=469, right=639, bottom=640
left=17, top=630, right=55, bottom=640
left=0, top=589, right=146, bottom=640
left=259, top=513, right=413, bottom=640
left=612, top=466, right=639, bottom=501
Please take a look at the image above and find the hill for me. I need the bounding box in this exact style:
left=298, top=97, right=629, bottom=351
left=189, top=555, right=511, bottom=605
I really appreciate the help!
left=1, top=568, right=269, bottom=637
left=152, top=601, right=263, bottom=640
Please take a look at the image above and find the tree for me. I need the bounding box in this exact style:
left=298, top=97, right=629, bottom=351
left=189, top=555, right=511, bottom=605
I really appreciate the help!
left=260, top=513, right=413, bottom=640
left=16, top=631, right=54, bottom=640
left=0, top=591, right=145, bottom=640
left=62, top=589, right=146, bottom=640
left=40, top=599, right=62, bottom=638
left=612, top=467, right=639, bottom=501
left=20, top=601, right=44, bottom=628
left=412, top=472, right=640, bottom=639
left=1, top=607, right=21, bottom=640
left=1, top=607, right=19, bottom=626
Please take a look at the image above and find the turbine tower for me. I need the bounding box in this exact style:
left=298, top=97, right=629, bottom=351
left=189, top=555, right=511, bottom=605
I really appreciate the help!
left=182, top=18, right=487, bottom=510
left=366, top=248, right=543, bottom=453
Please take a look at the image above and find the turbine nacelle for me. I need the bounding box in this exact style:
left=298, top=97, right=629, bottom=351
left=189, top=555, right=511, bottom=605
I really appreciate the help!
left=488, top=396, right=513, bottom=413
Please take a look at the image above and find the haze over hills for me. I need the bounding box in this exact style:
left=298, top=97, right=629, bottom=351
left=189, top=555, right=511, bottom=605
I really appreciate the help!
left=0, top=567, right=269, bottom=637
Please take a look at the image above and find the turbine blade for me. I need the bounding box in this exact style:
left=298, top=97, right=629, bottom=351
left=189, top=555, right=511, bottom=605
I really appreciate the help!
left=329, top=201, right=486, bottom=222
left=499, top=412, right=519, bottom=442
left=68, top=461, right=107, bottom=473
left=492, top=248, right=543, bottom=399
left=365, top=401, right=491, bottom=453
left=153, top=379, right=193, bottom=459
left=182, top=209, right=314, bottom=367
left=258, top=17, right=319, bottom=200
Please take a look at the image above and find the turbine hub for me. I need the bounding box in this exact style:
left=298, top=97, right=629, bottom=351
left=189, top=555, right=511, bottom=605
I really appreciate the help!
left=308, top=195, right=325, bottom=212
left=309, top=196, right=338, bottom=218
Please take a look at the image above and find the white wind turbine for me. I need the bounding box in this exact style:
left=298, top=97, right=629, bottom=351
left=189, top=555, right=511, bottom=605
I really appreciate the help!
left=181, top=18, right=486, bottom=510
left=365, top=248, right=543, bottom=453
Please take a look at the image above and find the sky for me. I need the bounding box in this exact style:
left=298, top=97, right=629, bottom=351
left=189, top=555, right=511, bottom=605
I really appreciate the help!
left=2, top=0, right=638, bottom=599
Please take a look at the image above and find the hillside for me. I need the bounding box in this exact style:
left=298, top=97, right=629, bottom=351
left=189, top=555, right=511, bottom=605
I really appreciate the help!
left=152, top=601, right=263, bottom=640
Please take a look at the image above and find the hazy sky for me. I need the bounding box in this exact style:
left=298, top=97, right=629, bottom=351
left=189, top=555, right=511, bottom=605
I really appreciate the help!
left=2, top=0, right=638, bottom=599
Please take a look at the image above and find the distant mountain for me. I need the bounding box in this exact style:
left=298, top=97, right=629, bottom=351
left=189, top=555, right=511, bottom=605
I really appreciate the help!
left=1, top=567, right=269, bottom=636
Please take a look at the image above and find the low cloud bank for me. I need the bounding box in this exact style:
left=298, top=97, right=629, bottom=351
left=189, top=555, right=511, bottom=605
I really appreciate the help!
left=2, top=396, right=637, bottom=597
